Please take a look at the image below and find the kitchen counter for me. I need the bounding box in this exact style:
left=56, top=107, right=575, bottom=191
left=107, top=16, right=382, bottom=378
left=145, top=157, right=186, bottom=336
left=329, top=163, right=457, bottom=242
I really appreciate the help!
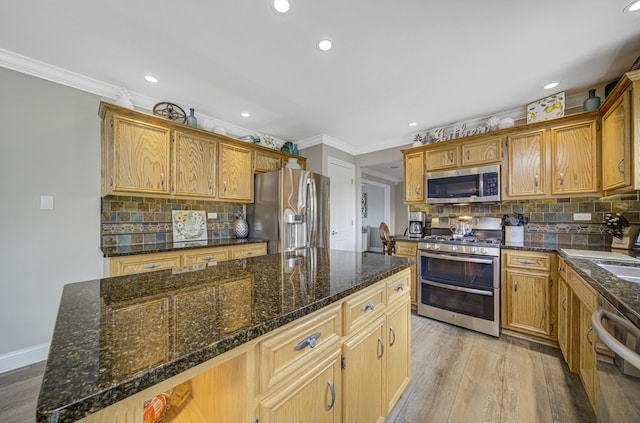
left=101, top=237, right=266, bottom=257
left=36, top=249, right=411, bottom=422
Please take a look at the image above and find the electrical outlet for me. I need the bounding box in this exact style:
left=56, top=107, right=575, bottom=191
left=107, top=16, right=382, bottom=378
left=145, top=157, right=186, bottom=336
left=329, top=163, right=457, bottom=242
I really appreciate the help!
left=40, top=195, right=54, bottom=210
left=207, top=212, right=218, bottom=219
left=573, top=213, right=592, bottom=221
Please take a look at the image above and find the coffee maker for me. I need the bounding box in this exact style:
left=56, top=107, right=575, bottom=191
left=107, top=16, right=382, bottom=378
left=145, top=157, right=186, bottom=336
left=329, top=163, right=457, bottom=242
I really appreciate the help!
left=408, top=211, right=427, bottom=239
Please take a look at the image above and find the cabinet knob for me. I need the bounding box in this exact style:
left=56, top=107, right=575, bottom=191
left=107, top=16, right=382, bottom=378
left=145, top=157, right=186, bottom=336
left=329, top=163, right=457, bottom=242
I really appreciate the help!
left=559, top=172, right=565, bottom=186
left=514, top=280, right=518, bottom=291
left=160, top=173, right=165, bottom=187
left=534, top=174, right=539, bottom=188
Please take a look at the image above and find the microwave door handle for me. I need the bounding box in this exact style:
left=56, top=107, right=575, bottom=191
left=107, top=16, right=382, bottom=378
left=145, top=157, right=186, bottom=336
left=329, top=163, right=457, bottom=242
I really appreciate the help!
left=592, top=309, right=640, bottom=370
left=419, top=251, right=495, bottom=265
left=423, top=279, right=493, bottom=296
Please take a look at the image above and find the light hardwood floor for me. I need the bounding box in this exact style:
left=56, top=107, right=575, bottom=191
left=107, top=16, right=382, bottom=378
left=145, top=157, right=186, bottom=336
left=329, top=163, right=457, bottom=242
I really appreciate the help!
left=0, top=314, right=594, bottom=423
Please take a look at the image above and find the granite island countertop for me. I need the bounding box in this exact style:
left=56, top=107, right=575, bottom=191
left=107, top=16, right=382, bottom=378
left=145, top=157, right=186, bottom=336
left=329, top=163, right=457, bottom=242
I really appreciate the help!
left=36, top=249, right=411, bottom=422
left=102, top=237, right=267, bottom=257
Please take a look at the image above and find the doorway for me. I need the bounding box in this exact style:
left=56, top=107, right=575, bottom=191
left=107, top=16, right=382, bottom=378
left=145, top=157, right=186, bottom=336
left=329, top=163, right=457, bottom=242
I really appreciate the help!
left=361, top=179, right=391, bottom=253
left=328, top=157, right=356, bottom=251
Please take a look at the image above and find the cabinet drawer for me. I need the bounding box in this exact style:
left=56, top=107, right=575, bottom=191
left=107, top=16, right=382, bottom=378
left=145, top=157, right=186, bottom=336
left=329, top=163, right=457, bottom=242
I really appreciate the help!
left=183, top=247, right=229, bottom=265
left=395, top=241, right=417, bottom=257
left=503, top=250, right=551, bottom=271
left=343, top=283, right=386, bottom=335
left=109, top=252, right=182, bottom=276
left=386, top=268, right=411, bottom=305
left=568, top=268, right=597, bottom=310
left=230, top=243, right=267, bottom=259
left=259, top=303, right=342, bottom=393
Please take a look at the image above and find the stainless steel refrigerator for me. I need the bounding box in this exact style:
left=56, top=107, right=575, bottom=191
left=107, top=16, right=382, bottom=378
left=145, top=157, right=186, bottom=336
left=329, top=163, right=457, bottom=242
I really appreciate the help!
left=247, top=168, right=330, bottom=254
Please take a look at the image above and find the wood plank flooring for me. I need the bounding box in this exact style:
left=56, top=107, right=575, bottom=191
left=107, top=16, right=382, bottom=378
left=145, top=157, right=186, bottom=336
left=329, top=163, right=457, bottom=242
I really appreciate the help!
left=0, top=313, right=594, bottom=423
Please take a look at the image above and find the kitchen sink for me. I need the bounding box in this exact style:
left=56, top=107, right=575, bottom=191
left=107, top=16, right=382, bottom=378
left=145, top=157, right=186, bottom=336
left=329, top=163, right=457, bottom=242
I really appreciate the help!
left=597, top=263, right=640, bottom=284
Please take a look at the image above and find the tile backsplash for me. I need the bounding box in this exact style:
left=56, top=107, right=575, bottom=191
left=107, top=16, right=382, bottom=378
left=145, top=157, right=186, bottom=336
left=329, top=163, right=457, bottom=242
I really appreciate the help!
left=411, top=193, right=640, bottom=248
left=101, top=196, right=244, bottom=247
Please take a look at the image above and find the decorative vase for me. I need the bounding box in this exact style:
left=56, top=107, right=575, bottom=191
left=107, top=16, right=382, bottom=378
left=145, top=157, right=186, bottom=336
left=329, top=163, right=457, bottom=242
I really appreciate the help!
left=285, top=157, right=301, bottom=169
left=234, top=215, right=249, bottom=238
left=292, top=144, right=299, bottom=155
left=583, top=89, right=601, bottom=111
left=186, top=108, right=198, bottom=127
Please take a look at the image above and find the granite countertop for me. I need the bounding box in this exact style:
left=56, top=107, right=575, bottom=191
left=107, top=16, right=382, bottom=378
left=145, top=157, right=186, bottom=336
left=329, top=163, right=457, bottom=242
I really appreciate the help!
left=502, top=241, right=640, bottom=329
left=37, top=249, right=411, bottom=422
left=101, top=237, right=267, bottom=257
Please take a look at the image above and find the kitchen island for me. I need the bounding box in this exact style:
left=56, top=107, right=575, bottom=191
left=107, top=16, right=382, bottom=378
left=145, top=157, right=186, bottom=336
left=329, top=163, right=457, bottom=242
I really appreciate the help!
left=36, top=249, right=412, bottom=422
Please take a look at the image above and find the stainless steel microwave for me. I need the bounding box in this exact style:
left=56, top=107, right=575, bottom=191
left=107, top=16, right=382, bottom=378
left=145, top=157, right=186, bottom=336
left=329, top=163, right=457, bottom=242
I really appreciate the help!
left=425, top=164, right=500, bottom=204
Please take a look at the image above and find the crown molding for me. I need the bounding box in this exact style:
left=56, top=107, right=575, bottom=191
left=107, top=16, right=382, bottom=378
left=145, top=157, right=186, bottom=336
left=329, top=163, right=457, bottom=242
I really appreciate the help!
left=298, top=134, right=358, bottom=155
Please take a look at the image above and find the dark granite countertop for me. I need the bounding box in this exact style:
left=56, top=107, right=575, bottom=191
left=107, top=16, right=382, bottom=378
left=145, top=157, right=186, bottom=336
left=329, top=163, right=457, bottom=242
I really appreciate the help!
left=37, top=249, right=411, bottom=422
left=102, top=237, right=267, bottom=257
left=502, top=241, right=640, bottom=329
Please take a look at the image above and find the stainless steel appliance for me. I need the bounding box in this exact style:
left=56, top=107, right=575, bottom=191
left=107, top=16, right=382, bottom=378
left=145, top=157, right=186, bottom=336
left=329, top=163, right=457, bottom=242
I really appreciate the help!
left=426, top=164, right=500, bottom=204
left=417, top=216, right=502, bottom=337
left=592, top=295, right=640, bottom=422
left=408, top=211, right=427, bottom=239
left=247, top=168, right=330, bottom=254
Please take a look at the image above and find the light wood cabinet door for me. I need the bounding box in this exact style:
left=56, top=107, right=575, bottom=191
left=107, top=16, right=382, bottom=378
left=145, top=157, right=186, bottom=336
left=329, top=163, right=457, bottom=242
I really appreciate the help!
left=259, top=348, right=342, bottom=423
left=403, top=152, right=425, bottom=203
left=109, top=115, right=171, bottom=195
left=602, top=89, right=631, bottom=191
left=182, top=247, right=229, bottom=265
left=425, top=145, right=458, bottom=171
left=558, top=276, right=569, bottom=363
left=386, top=301, right=410, bottom=415
left=254, top=150, right=283, bottom=173
left=502, top=269, right=554, bottom=339
left=342, top=316, right=386, bottom=423
left=218, top=143, right=253, bottom=201
left=218, top=276, right=253, bottom=333
left=173, top=130, right=217, bottom=198
left=550, top=119, right=600, bottom=195
left=460, top=137, right=502, bottom=167
left=579, top=302, right=597, bottom=409
left=104, top=298, right=170, bottom=379
left=505, top=130, right=546, bottom=198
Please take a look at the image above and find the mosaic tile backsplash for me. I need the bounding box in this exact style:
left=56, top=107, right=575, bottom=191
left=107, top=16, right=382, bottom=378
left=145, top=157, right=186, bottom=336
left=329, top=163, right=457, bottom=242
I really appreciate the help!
left=411, top=193, right=640, bottom=248
left=101, top=196, right=245, bottom=247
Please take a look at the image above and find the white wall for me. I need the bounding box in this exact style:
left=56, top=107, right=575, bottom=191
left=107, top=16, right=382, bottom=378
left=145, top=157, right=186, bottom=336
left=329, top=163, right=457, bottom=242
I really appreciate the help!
left=362, top=184, right=385, bottom=228
left=0, top=67, right=103, bottom=370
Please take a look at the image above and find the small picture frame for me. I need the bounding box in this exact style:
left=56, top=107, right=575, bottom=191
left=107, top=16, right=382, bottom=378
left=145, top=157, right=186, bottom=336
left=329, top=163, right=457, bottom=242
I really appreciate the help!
left=172, top=210, right=207, bottom=242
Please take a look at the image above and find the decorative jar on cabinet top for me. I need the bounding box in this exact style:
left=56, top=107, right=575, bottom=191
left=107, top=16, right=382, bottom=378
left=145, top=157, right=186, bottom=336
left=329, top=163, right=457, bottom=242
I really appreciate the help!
left=583, top=89, right=601, bottom=111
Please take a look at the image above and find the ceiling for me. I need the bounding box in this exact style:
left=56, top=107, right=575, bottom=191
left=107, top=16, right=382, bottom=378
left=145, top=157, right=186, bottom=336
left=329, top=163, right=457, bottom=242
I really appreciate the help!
left=1, top=1, right=639, bottom=172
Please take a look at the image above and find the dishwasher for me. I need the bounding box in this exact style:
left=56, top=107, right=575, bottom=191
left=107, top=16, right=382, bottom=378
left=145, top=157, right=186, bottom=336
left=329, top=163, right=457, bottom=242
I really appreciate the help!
left=592, top=295, right=640, bottom=422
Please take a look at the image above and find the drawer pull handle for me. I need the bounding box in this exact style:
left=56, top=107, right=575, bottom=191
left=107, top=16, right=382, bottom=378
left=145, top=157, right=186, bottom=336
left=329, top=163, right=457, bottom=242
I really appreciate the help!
left=402, top=248, right=412, bottom=253
left=394, top=284, right=405, bottom=292
left=389, top=327, right=396, bottom=346
left=201, top=256, right=214, bottom=261
left=377, top=337, right=384, bottom=359
left=518, top=259, right=536, bottom=265
left=143, top=263, right=160, bottom=269
left=293, top=332, right=321, bottom=351
left=360, top=301, right=375, bottom=312
left=327, top=379, right=335, bottom=410
left=245, top=251, right=253, bottom=255
left=514, top=280, right=518, bottom=292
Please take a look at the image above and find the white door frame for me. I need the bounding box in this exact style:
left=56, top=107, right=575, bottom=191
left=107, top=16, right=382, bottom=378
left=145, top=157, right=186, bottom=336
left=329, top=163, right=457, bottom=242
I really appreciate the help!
left=327, top=156, right=356, bottom=251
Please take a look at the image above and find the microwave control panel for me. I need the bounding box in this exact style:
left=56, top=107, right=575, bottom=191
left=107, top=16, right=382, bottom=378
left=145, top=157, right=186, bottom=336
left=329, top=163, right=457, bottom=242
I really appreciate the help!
left=482, top=172, right=499, bottom=196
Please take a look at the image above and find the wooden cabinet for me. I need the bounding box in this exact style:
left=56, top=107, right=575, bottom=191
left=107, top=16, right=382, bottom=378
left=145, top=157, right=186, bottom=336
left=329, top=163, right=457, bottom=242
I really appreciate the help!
left=108, top=251, right=182, bottom=277
left=394, top=240, right=418, bottom=308
left=254, top=150, right=283, bottom=173
left=218, top=142, right=253, bottom=201
left=385, top=300, right=410, bottom=415
left=182, top=246, right=229, bottom=265
left=602, top=87, right=632, bottom=192
left=173, top=130, right=217, bottom=198
left=104, top=114, right=172, bottom=196
left=230, top=243, right=268, bottom=259
left=460, top=137, right=502, bottom=167
left=403, top=152, right=425, bottom=203
left=550, top=119, right=600, bottom=195
left=504, top=129, right=546, bottom=198
left=425, top=145, right=458, bottom=171
left=557, top=257, right=570, bottom=364
left=501, top=250, right=556, bottom=341
left=579, top=301, right=597, bottom=409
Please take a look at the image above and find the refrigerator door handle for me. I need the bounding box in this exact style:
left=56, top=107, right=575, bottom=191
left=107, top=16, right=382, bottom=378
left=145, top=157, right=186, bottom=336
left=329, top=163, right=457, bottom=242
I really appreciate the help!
left=307, top=177, right=317, bottom=247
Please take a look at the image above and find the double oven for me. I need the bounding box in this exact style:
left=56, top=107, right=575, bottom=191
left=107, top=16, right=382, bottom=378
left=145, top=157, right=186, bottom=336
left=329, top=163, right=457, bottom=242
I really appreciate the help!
left=416, top=217, right=502, bottom=337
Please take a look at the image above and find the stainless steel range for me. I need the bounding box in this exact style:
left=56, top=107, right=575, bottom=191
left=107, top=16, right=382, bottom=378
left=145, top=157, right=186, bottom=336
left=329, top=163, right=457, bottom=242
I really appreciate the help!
left=417, top=217, right=502, bottom=337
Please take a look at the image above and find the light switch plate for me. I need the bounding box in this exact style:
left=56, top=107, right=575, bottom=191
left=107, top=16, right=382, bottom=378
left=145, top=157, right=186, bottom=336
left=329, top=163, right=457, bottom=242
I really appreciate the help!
left=40, top=195, right=54, bottom=210
left=573, top=213, right=591, bottom=221
left=207, top=212, right=218, bottom=219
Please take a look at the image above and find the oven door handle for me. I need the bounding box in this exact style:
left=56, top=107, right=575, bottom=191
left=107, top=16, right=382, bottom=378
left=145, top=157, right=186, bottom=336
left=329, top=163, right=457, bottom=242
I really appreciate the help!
left=422, top=279, right=494, bottom=296
left=419, top=251, right=495, bottom=265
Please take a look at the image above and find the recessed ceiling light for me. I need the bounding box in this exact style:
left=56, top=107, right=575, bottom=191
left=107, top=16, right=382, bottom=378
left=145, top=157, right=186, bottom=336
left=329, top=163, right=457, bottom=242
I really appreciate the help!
left=144, top=75, right=158, bottom=83
left=623, top=1, right=640, bottom=12
left=272, top=0, right=291, bottom=14
left=409, top=122, right=417, bottom=127
left=241, top=112, right=250, bottom=118
left=317, top=39, right=333, bottom=51
left=544, top=82, right=559, bottom=90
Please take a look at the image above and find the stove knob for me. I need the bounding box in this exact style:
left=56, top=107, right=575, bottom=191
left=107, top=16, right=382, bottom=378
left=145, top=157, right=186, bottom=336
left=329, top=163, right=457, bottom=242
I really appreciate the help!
left=451, top=245, right=458, bottom=251
left=481, top=248, right=488, bottom=255
left=471, top=247, right=478, bottom=254
left=433, top=243, right=440, bottom=250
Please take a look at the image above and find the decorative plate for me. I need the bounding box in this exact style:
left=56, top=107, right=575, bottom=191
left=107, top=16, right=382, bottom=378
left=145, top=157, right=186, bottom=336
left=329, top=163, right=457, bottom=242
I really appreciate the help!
left=172, top=210, right=207, bottom=242
left=153, top=102, right=187, bottom=123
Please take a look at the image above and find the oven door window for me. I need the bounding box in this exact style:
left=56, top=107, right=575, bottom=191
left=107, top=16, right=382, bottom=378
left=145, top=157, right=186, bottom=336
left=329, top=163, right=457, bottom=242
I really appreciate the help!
left=427, top=174, right=479, bottom=199
left=421, top=282, right=495, bottom=321
left=420, top=254, right=495, bottom=290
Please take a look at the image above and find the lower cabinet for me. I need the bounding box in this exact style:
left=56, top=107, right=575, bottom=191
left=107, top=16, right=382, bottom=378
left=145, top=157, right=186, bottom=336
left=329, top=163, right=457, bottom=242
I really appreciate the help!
left=394, top=240, right=418, bottom=308
left=385, top=300, right=411, bottom=414
left=579, top=301, right=597, bottom=408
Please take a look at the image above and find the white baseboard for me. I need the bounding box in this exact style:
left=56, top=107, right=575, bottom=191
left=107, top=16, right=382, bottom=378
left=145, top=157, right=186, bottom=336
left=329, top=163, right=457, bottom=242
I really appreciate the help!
left=0, top=343, right=49, bottom=374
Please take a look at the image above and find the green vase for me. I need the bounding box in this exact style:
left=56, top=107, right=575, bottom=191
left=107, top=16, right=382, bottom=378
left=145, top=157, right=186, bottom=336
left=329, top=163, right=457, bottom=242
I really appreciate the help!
left=583, top=89, right=601, bottom=111
left=186, top=108, right=198, bottom=127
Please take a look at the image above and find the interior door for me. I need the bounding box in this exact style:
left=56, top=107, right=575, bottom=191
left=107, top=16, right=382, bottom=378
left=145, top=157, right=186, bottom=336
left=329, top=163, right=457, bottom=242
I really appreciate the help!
left=328, top=157, right=355, bottom=251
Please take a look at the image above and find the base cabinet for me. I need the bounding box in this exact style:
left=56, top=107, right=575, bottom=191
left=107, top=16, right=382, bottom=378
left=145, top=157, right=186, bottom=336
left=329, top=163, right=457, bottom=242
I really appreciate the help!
left=394, top=240, right=418, bottom=308
left=385, top=300, right=411, bottom=414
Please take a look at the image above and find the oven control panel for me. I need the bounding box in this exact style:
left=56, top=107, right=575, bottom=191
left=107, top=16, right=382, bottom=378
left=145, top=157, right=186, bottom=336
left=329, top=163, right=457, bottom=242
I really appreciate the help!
left=418, top=242, right=500, bottom=257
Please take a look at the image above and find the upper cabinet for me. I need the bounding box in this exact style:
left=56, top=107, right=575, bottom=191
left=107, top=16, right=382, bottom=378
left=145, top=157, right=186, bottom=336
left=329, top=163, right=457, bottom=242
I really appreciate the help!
left=425, top=145, right=458, bottom=171
left=99, top=102, right=303, bottom=202
left=460, top=137, right=502, bottom=167
left=600, top=69, right=640, bottom=194
left=504, top=129, right=546, bottom=198
left=404, top=151, right=425, bottom=203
